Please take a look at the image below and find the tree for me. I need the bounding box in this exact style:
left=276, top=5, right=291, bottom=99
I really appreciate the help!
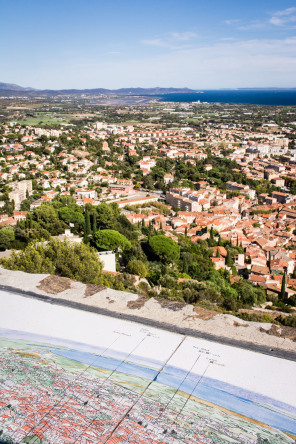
left=95, top=202, right=120, bottom=229
left=233, top=280, right=266, bottom=306
left=58, top=207, right=84, bottom=228
left=94, top=229, right=131, bottom=251
left=32, top=203, right=67, bottom=235
left=49, top=239, right=103, bottom=283
left=1, top=239, right=103, bottom=284
left=0, top=228, right=15, bottom=250
left=84, top=208, right=91, bottom=240
left=127, top=259, right=147, bottom=278
left=226, top=250, right=232, bottom=267
left=280, top=270, right=286, bottom=299
left=1, top=243, right=54, bottom=274
left=148, top=235, right=180, bottom=264
left=210, top=226, right=214, bottom=240
left=92, top=212, right=97, bottom=233
left=20, top=199, right=31, bottom=211
left=33, top=203, right=58, bottom=228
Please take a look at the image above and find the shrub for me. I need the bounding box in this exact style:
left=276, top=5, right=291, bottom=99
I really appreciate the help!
left=127, top=259, right=147, bottom=278
left=276, top=315, right=296, bottom=328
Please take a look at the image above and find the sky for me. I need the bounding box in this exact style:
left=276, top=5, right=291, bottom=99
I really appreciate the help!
left=0, top=0, right=296, bottom=89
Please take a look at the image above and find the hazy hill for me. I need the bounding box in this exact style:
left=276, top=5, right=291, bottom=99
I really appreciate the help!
left=0, top=82, right=36, bottom=91
left=0, top=82, right=195, bottom=95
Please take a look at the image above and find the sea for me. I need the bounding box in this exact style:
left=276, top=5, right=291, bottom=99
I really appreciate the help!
left=158, top=89, right=296, bottom=106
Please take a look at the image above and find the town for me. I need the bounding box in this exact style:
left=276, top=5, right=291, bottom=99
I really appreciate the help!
left=0, top=93, right=296, bottom=327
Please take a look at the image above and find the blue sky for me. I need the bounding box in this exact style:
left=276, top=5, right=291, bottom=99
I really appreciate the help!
left=0, top=0, right=296, bottom=89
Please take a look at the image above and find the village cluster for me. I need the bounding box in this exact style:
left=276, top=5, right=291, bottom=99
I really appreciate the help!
left=1, top=99, right=296, bottom=300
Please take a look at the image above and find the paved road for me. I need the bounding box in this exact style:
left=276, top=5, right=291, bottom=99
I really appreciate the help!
left=1, top=284, right=296, bottom=362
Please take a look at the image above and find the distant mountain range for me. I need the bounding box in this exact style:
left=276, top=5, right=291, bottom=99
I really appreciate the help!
left=0, top=82, right=195, bottom=95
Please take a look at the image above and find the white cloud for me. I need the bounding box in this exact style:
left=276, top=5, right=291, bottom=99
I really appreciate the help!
left=4, top=37, right=296, bottom=89
left=237, top=21, right=266, bottom=31
left=169, top=32, right=197, bottom=41
left=224, top=19, right=241, bottom=25
left=141, top=38, right=168, bottom=47
left=69, top=37, right=296, bottom=89
left=270, top=7, right=296, bottom=26
left=141, top=31, right=197, bottom=49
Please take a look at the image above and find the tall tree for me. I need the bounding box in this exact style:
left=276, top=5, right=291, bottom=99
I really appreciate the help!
left=84, top=208, right=91, bottom=241
left=280, top=270, right=286, bottom=299
left=210, top=226, right=214, bottom=240
left=226, top=250, right=232, bottom=267
left=92, top=212, right=97, bottom=233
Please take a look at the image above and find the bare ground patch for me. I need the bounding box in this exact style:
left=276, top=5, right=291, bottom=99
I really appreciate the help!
left=84, top=284, right=106, bottom=298
left=127, top=295, right=147, bottom=309
left=184, top=306, right=218, bottom=321
left=233, top=321, right=249, bottom=327
left=260, top=324, right=296, bottom=342
left=155, top=298, right=186, bottom=311
left=37, top=276, right=72, bottom=294
left=193, top=306, right=218, bottom=320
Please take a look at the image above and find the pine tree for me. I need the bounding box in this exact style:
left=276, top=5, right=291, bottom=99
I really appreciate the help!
left=216, top=248, right=220, bottom=258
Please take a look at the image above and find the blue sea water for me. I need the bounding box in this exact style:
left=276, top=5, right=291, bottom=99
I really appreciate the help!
left=158, top=90, right=296, bottom=106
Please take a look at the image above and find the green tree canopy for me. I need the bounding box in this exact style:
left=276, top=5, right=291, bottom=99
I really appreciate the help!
left=0, top=228, right=15, bottom=250
left=148, top=235, right=180, bottom=264
left=32, top=203, right=67, bottom=235
left=95, top=202, right=120, bottom=229
left=94, top=229, right=131, bottom=251
left=20, top=199, right=31, bottom=211
left=127, top=259, right=147, bottom=278
left=232, top=280, right=266, bottom=306
left=58, top=207, right=84, bottom=227
left=1, top=243, right=54, bottom=274
left=1, top=239, right=103, bottom=284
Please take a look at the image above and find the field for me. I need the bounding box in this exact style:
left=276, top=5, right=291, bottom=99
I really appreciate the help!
left=17, top=112, right=72, bottom=126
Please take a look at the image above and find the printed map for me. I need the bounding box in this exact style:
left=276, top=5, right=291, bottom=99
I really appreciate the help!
left=0, top=291, right=296, bottom=443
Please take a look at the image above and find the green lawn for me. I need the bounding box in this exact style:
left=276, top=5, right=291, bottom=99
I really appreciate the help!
left=17, top=112, right=72, bottom=126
